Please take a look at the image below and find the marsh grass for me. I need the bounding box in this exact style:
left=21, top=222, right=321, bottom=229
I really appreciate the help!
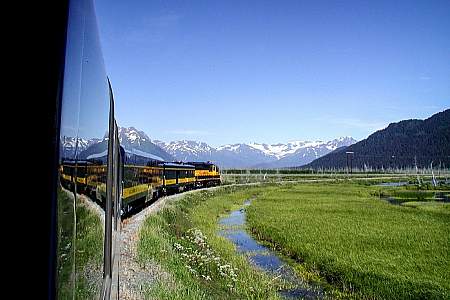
left=136, top=182, right=450, bottom=299
left=220, top=173, right=442, bottom=185
left=246, top=183, right=450, bottom=299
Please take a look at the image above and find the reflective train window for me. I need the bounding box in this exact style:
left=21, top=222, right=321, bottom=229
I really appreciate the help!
left=56, top=0, right=118, bottom=298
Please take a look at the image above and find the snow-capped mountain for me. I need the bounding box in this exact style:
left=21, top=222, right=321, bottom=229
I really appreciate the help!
left=252, top=137, right=357, bottom=168
left=157, top=137, right=357, bottom=168
left=61, top=136, right=102, bottom=158
left=154, top=140, right=215, bottom=161
left=61, top=126, right=356, bottom=168
left=61, top=127, right=173, bottom=161
left=116, top=127, right=173, bottom=161
left=117, top=127, right=150, bottom=146
left=246, top=137, right=355, bottom=160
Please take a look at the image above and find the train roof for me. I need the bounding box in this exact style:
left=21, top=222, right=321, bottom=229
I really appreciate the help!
left=86, top=149, right=108, bottom=160
left=185, top=161, right=219, bottom=169
left=161, top=162, right=195, bottom=169
left=186, top=161, right=217, bottom=166
left=124, top=148, right=164, bottom=161
left=61, top=160, right=95, bottom=166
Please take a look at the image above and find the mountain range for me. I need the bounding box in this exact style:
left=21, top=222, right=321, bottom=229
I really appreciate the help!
left=61, top=109, right=449, bottom=170
left=305, top=109, right=450, bottom=169
left=62, top=127, right=356, bottom=168
left=155, top=137, right=356, bottom=168
left=62, top=127, right=174, bottom=161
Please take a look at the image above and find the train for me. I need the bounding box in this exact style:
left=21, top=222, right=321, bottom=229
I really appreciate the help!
left=60, top=155, right=221, bottom=216
left=43, top=0, right=220, bottom=298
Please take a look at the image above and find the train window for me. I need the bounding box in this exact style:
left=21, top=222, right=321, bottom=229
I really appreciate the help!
left=56, top=0, right=113, bottom=297
left=165, top=170, right=176, bottom=180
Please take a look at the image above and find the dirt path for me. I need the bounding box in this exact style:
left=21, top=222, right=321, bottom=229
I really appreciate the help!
left=119, top=186, right=228, bottom=299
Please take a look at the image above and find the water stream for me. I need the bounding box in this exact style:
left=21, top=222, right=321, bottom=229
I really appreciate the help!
left=374, top=179, right=450, bottom=187
left=380, top=191, right=450, bottom=205
left=375, top=181, right=409, bottom=187
left=373, top=181, right=450, bottom=205
left=218, top=200, right=323, bottom=299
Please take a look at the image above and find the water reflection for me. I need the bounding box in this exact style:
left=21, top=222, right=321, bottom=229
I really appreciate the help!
left=381, top=192, right=450, bottom=206
left=218, top=200, right=323, bottom=299
left=375, top=182, right=409, bottom=187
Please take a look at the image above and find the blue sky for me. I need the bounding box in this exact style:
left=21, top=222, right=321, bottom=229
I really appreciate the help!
left=95, top=0, right=450, bottom=147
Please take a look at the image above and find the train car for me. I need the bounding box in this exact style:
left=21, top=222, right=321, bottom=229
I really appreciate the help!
left=121, top=149, right=164, bottom=214
left=162, top=162, right=196, bottom=194
left=60, top=160, right=96, bottom=194
left=86, top=164, right=108, bottom=201
left=60, top=160, right=76, bottom=191
left=187, top=161, right=222, bottom=187
left=60, top=152, right=110, bottom=207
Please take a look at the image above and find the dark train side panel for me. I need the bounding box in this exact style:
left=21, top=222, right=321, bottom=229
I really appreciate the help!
left=53, top=0, right=120, bottom=298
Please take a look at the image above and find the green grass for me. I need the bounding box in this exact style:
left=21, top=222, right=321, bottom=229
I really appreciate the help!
left=137, top=186, right=287, bottom=299
left=74, top=200, right=103, bottom=298
left=57, top=188, right=103, bottom=299
left=220, top=172, right=445, bottom=185
left=246, top=183, right=450, bottom=299
left=57, top=189, right=76, bottom=299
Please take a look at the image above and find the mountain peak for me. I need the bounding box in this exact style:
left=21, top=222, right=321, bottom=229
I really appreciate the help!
left=116, top=127, right=173, bottom=161
left=243, top=138, right=356, bottom=160
left=118, top=127, right=151, bottom=145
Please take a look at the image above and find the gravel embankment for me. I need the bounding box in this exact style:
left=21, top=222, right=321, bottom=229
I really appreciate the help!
left=119, top=186, right=229, bottom=299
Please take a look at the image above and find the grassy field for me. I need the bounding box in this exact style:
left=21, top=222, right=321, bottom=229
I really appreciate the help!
left=246, top=183, right=450, bottom=299
left=137, top=186, right=290, bottom=299
left=220, top=172, right=442, bottom=185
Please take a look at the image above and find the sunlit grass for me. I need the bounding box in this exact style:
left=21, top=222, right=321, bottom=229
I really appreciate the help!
left=246, top=183, right=450, bottom=299
left=137, top=186, right=284, bottom=299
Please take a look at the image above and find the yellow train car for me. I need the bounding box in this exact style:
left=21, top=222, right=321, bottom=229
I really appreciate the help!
left=60, top=160, right=108, bottom=205
left=161, top=162, right=196, bottom=194
left=86, top=165, right=107, bottom=198
left=121, top=149, right=165, bottom=214
left=60, top=161, right=76, bottom=190
left=122, top=165, right=163, bottom=206
left=187, top=161, right=221, bottom=187
left=60, top=160, right=93, bottom=193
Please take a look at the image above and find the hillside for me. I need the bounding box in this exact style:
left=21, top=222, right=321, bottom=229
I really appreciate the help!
left=304, top=109, right=450, bottom=169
